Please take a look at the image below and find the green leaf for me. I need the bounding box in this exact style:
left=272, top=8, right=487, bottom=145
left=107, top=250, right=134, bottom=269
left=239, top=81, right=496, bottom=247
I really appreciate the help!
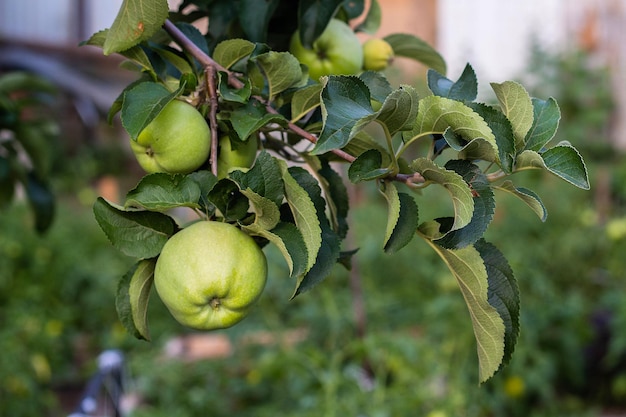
left=103, top=0, right=169, bottom=55
left=355, top=0, right=381, bottom=34
left=541, top=143, right=590, bottom=190
left=229, top=151, right=284, bottom=207
left=523, top=97, right=561, bottom=152
left=15, top=124, right=55, bottom=177
left=383, top=33, right=446, bottom=75
left=348, top=149, right=391, bottom=182
left=207, top=179, right=250, bottom=222
left=314, top=76, right=374, bottom=155
left=237, top=0, right=280, bottom=42
left=93, top=197, right=177, bottom=259
left=411, top=158, right=474, bottom=231
left=475, top=240, right=520, bottom=370
left=218, top=72, right=252, bottom=104
left=85, top=30, right=154, bottom=75
left=188, top=170, right=219, bottom=213
left=288, top=167, right=341, bottom=297
left=227, top=99, right=287, bottom=142
left=253, top=51, right=305, bottom=98
left=291, top=83, right=323, bottom=123
left=376, top=85, right=420, bottom=136
left=280, top=161, right=322, bottom=274
left=125, top=173, right=202, bottom=211
left=213, top=39, right=256, bottom=69
left=317, top=159, right=350, bottom=238
left=240, top=188, right=281, bottom=230
left=427, top=64, right=477, bottom=102
left=244, top=222, right=308, bottom=277
left=358, top=70, right=393, bottom=103
left=426, top=241, right=505, bottom=383
left=381, top=182, right=419, bottom=253
left=24, top=172, right=55, bottom=234
left=406, top=96, right=497, bottom=160
left=491, top=81, right=534, bottom=150
left=434, top=160, right=495, bottom=249
left=298, top=0, right=344, bottom=48
left=116, top=259, right=155, bottom=341
left=121, top=82, right=178, bottom=140
left=468, top=103, right=516, bottom=173
left=495, top=180, right=547, bottom=222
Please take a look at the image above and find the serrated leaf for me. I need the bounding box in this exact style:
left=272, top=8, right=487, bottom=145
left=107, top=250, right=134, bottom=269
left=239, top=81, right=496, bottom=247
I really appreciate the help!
left=348, top=149, right=391, bottom=182
left=213, top=39, right=256, bottom=69
left=218, top=72, right=251, bottom=104
left=406, top=96, right=497, bottom=159
left=317, top=159, right=350, bottom=238
left=121, top=82, right=178, bottom=140
left=443, top=128, right=498, bottom=164
left=541, top=143, right=590, bottom=190
left=496, top=180, right=547, bottom=222
left=240, top=188, right=281, bottom=230
left=93, top=197, right=177, bottom=258
left=376, top=85, right=420, bottom=136
left=291, top=84, right=323, bottom=123
left=288, top=167, right=341, bottom=297
left=491, top=81, right=534, bottom=150
left=467, top=103, right=516, bottom=173
left=229, top=151, right=284, bottom=206
left=313, top=76, right=374, bottom=155
left=383, top=33, right=446, bottom=75
left=125, top=173, right=202, bottom=211
left=207, top=179, right=250, bottom=222
left=475, top=239, right=519, bottom=370
left=381, top=182, right=419, bottom=253
left=116, top=259, right=155, bottom=341
left=253, top=51, right=305, bottom=98
left=523, top=97, right=561, bottom=152
left=279, top=161, right=321, bottom=274
left=426, top=241, right=505, bottom=383
left=428, top=64, right=477, bottom=102
left=228, top=99, right=287, bottom=142
left=298, top=0, right=344, bottom=48
left=410, top=158, right=474, bottom=231
left=244, top=221, right=308, bottom=277
left=433, top=160, right=495, bottom=249
left=358, top=70, right=393, bottom=103
left=103, top=0, right=169, bottom=55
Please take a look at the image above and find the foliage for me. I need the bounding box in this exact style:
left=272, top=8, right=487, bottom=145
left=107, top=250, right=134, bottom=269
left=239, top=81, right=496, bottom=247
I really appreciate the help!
left=84, top=0, right=589, bottom=382
left=0, top=71, right=58, bottom=233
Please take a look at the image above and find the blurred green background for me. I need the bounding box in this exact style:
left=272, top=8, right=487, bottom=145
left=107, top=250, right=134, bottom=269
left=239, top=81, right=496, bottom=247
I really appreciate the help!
left=1, top=45, right=625, bottom=417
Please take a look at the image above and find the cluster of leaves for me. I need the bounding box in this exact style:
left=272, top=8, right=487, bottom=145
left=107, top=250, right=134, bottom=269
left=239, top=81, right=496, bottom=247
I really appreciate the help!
left=87, top=0, right=589, bottom=382
left=0, top=72, right=57, bottom=233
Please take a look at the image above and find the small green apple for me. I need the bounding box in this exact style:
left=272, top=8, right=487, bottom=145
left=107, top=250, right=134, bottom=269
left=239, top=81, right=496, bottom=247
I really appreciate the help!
left=362, top=38, right=394, bottom=71
left=217, top=135, right=258, bottom=179
left=154, top=220, right=268, bottom=330
left=289, top=18, right=363, bottom=81
left=130, top=100, right=211, bottom=174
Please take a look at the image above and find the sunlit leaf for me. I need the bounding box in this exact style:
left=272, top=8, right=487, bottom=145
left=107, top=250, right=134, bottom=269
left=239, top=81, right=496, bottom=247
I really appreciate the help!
left=491, top=81, right=534, bottom=150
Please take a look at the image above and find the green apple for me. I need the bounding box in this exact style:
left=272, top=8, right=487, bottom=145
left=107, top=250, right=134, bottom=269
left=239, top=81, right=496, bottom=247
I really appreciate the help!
left=362, top=38, right=394, bottom=71
left=154, top=221, right=268, bottom=330
left=129, top=100, right=211, bottom=174
left=217, top=135, right=258, bottom=179
left=289, top=18, right=363, bottom=81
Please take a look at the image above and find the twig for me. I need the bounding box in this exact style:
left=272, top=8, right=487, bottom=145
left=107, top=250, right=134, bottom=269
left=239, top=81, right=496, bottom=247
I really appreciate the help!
left=206, top=66, right=219, bottom=176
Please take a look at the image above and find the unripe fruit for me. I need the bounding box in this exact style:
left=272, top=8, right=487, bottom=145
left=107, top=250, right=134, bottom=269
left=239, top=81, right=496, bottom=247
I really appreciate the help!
left=154, top=221, right=268, bottom=330
left=362, top=38, right=394, bottom=71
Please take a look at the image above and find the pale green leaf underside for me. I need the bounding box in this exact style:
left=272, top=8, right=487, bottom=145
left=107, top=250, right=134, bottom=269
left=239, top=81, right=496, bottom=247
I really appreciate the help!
left=240, top=188, right=281, bottom=231
left=291, top=84, right=323, bottom=123
left=491, top=81, right=534, bottom=150
left=213, top=39, right=255, bottom=69
left=428, top=242, right=505, bottom=383
left=496, top=180, right=547, bottom=221
left=128, top=259, right=155, bottom=341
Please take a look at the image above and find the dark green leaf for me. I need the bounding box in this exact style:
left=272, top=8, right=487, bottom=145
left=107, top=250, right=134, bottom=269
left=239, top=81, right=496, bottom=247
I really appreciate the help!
left=318, top=159, right=350, bottom=238
left=229, top=151, right=284, bottom=207
left=253, top=51, right=305, bottom=98
left=219, top=72, right=251, bottom=104
left=468, top=103, right=516, bottom=173
left=290, top=83, right=323, bottom=122
left=93, top=197, right=177, bottom=259
left=121, top=82, right=178, bottom=140
left=359, top=70, right=393, bottom=103
left=25, top=172, right=55, bottom=234
left=125, top=173, right=202, bottom=211
left=523, top=97, right=561, bottom=152
left=227, top=98, right=287, bottom=141
left=237, top=0, right=280, bottom=42
left=340, top=0, right=365, bottom=19
left=428, top=64, right=477, bottom=101
left=495, top=180, right=547, bottom=222
left=355, top=0, right=381, bottom=34
left=475, top=239, right=520, bottom=370
left=116, top=260, right=155, bottom=341
left=207, top=179, right=250, bottom=222
left=348, top=149, right=390, bottom=183
left=298, top=0, right=344, bottom=48
left=541, top=143, right=590, bottom=190
left=188, top=170, right=219, bottom=213
left=381, top=182, right=419, bottom=253
left=434, top=160, right=495, bottom=249
left=376, top=85, right=420, bottom=136
left=383, top=33, right=446, bottom=75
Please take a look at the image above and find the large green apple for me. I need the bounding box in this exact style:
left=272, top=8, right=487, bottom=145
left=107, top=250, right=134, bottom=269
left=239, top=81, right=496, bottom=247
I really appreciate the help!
left=129, top=100, right=211, bottom=174
left=362, top=38, right=394, bottom=71
left=289, top=18, right=363, bottom=81
left=217, top=135, right=258, bottom=179
left=154, top=221, right=267, bottom=330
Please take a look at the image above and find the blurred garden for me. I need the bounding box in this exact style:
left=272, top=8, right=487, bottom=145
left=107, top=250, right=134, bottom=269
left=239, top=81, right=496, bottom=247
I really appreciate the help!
left=2, top=2, right=626, bottom=416
left=1, top=41, right=625, bottom=416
